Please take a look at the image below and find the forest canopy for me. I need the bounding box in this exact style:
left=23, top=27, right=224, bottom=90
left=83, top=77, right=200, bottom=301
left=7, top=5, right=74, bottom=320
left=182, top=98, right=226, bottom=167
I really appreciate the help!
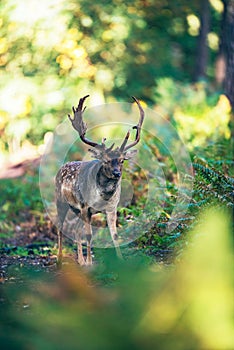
left=0, top=0, right=232, bottom=166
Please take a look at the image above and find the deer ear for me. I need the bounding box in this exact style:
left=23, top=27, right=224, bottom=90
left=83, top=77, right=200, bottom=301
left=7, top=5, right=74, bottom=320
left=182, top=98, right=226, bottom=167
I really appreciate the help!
left=124, top=149, right=137, bottom=160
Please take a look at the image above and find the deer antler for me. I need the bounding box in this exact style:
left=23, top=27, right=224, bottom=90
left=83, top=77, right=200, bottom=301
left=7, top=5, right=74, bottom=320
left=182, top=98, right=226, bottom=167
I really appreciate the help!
left=120, top=96, right=145, bottom=152
left=68, top=95, right=99, bottom=148
left=68, top=95, right=144, bottom=152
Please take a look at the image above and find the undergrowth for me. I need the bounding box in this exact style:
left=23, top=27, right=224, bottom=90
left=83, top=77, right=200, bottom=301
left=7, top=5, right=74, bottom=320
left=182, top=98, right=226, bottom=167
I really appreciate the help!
left=0, top=175, right=43, bottom=221
left=0, top=137, right=233, bottom=262
left=134, top=138, right=233, bottom=258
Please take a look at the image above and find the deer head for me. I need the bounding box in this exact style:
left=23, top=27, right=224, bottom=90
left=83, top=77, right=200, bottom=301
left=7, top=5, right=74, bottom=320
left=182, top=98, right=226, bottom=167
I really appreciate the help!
left=68, top=95, right=145, bottom=179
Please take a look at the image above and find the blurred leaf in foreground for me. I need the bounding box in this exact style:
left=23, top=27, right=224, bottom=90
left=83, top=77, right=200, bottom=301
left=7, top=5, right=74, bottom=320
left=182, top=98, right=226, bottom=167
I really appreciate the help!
left=137, top=208, right=234, bottom=350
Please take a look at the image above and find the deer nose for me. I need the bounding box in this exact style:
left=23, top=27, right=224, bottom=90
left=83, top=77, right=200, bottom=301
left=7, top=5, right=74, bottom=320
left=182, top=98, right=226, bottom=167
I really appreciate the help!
left=112, top=169, right=121, bottom=178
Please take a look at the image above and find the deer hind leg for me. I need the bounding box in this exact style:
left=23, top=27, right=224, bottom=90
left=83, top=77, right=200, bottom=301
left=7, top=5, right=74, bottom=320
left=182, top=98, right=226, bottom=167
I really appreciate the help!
left=56, top=201, right=69, bottom=266
left=106, top=210, right=123, bottom=259
left=75, top=219, right=86, bottom=266
left=69, top=206, right=86, bottom=266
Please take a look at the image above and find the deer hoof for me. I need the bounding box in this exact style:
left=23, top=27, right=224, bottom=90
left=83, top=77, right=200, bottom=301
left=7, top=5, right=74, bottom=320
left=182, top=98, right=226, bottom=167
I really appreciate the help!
left=77, top=258, right=86, bottom=266
left=56, top=256, right=63, bottom=269
left=86, top=258, right=93, bottom=266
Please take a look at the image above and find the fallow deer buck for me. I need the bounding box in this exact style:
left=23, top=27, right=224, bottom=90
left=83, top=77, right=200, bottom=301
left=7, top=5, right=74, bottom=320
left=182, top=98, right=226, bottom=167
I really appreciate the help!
left=55, top=95, right=145, bottom=266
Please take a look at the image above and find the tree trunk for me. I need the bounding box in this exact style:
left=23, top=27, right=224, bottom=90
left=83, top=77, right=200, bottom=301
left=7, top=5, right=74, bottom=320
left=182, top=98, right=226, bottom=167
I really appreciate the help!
left=223, top=1, right=234, bottom=111
left=215, top=0, right=228, bottom=85
left=194, top=0, right=210, bottom=81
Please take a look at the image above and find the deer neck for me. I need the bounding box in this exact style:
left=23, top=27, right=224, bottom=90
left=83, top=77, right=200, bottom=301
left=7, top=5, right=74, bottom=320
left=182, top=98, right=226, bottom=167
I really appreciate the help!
left=97, top=166, right=120, bottom=200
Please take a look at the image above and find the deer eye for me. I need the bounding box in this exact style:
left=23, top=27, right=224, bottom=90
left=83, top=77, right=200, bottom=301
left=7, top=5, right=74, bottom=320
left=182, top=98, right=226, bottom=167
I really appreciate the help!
left=120, top=159, right=124, bottom=164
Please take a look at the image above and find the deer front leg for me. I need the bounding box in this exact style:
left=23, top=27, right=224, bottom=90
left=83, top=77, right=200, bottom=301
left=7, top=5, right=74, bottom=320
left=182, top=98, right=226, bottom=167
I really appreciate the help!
left=76, top=220, right=86, bottom=266
left=80, top=209, right=93, bottom=266
left=77, top=238, right=86, bottom=266
left=57, top=230, right=63, bottom=267
left=106, top=210, right=123, bottom=259
left=84, top=221, right=92, bottom=265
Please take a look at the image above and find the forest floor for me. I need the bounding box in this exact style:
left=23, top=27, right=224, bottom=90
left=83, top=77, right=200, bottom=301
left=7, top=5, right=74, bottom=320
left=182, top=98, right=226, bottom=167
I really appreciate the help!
left=0, top=214, right=58, bottom=283
left=0, top=212, right=172, bottom=285
left=0, top=222, right=172, bottom=284
left=0, top=159, right=58, bottom=282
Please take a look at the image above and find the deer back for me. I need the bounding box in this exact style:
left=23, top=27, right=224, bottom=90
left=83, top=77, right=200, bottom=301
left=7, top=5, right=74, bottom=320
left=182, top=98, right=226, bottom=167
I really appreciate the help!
left=56, top=159, right=121, bottom=213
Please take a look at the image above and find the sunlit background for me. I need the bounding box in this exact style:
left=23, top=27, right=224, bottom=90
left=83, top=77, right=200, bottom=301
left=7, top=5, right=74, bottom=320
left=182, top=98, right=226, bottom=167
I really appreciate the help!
left=0, top=0, right=231, bottom=169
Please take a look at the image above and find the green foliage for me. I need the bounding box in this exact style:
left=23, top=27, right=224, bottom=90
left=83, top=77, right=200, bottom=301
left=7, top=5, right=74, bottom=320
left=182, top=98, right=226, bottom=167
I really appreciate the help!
left=193, top=161, right=234, bottom=208
left=191, top=139, right=233, bottom=209
left=0, top=0, right=226, bottom=162
left=0, top=175, right=43, bottom=220
left=131, top=135, right=233, bottom=257
left=154, top=79, right=231, bottom=147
